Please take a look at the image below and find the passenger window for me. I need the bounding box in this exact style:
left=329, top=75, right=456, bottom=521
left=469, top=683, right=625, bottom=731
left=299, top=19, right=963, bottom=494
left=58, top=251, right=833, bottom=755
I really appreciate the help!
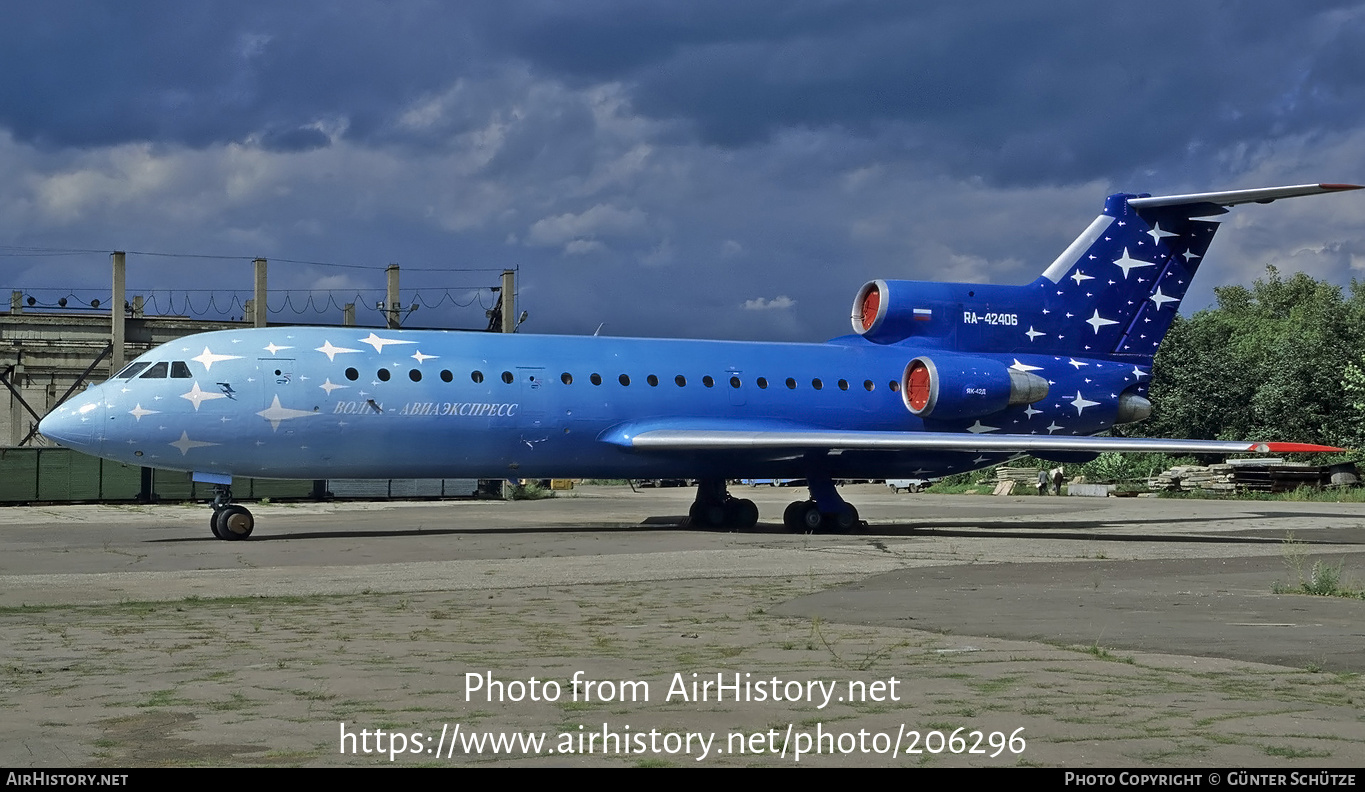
left=501, top=371, right=513, bottom=384
left=170, top=362, right=192, bottom=378
left=729, top=376, right=740, bottom=388
left=864, top=380, right=875, bottom=391
left=472, top=371, right=484, bottom=383
left=409, top=369, right=422, bottom=382
left=561, top=372, right=573, bottom=385
left=756, top=377, right=768, bottom=389
left=139, top=362, right=168, bottom=378
left=115, top=362, right=150, bottom=379
left=812, top=378, right=823, bottom=390
left=378, top=369, right=391, bottom=382
left=346, top=368, right=359, bottom=381
left=702, top=376, right=714, bottom=388
left=838, top=379, right=849, bottom=391
left=441, top=370, right=453, bottom=382
left=647, top=374, right=659, bottom=387
left=619, top=374, right=631, bottom=386
left=785, top=377, right=796, bottom=389
left=889, top=380, right=900, bottom=392
left=591, top=373, right=602, bottom=385
left=675, top=375, right=686, bottom=387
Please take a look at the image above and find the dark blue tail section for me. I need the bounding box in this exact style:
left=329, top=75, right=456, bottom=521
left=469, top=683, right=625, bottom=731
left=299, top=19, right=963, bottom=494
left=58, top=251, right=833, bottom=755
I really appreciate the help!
left=849, top=184, right=1359, bottom=362
left=1018, top=192, right=1223, bottom=360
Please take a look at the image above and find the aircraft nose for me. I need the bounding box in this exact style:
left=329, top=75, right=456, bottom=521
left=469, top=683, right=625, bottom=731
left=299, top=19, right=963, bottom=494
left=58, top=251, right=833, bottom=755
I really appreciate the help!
left=38, top=397, right=103, bottom=451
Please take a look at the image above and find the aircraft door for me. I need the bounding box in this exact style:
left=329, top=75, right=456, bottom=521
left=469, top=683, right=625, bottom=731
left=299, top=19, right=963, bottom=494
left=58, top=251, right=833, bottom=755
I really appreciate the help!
left=517, top=367, right=547, bottom=429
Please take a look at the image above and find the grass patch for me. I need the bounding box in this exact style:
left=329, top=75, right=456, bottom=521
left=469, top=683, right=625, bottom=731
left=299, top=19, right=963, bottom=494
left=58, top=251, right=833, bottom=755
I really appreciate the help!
left=1273, top=534, right=1365, bottom=599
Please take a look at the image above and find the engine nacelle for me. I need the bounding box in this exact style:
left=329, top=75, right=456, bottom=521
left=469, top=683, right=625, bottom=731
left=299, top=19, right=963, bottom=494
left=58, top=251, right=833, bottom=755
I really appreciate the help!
left=852, top=279, right=955, bottom=343
left=902, top=355, right=1049, bottom=421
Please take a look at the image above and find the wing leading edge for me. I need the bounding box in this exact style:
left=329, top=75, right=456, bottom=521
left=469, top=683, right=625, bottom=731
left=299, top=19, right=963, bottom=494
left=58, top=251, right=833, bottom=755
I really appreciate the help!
left=606, top=427, right=1341, bottom=456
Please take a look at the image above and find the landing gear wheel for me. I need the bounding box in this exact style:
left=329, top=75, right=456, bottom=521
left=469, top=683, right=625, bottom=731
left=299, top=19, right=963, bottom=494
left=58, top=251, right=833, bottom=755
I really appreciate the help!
left=800, top=503, right=825, bottom=533
left=782, top=501, right=806, bottom=532
left=829, top=504, right=859, bottom=534
left=210, top=510, right=224, bottom=539
left=731, top=498, right=759, bottom=529
left=216, top=505, right=254, bottom=540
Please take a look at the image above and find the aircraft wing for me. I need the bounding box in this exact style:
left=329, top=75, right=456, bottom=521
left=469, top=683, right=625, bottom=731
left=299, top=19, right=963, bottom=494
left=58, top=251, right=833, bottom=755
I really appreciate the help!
left=603, top=425, right=1341, bottom=455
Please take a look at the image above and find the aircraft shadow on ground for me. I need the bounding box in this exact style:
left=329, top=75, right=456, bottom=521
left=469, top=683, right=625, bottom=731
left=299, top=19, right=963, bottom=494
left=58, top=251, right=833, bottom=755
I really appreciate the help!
left=146, top=511, right=1361, bottom=544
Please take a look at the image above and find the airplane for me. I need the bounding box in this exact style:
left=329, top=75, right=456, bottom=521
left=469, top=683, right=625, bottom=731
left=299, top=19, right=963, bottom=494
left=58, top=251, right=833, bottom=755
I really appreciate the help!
left=38, top=182, right=1360, bottom=540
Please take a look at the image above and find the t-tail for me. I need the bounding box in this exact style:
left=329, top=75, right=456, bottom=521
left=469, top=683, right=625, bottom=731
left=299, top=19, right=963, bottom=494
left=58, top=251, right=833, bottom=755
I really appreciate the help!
left=850, top=183, right=1362, bottom=361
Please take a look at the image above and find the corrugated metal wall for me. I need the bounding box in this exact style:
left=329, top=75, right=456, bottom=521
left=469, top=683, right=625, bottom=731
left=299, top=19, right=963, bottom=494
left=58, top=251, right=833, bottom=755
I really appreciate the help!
left=0, top=448, right=478, bottom=504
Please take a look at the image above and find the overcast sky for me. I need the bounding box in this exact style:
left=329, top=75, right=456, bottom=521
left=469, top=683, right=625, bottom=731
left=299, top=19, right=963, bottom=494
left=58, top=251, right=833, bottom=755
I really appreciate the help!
left=3, top=1, right=1364, bottom=341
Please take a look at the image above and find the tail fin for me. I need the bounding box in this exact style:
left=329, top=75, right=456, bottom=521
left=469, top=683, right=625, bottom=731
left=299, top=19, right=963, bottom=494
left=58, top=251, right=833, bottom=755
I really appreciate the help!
left=850, top=184, right=1359, bottom=359
left=992, top=183, right=1358, bottom=360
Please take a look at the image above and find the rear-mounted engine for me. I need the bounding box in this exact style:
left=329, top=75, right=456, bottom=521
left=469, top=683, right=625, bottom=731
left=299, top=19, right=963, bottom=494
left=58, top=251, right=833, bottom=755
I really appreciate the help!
left=902, top=355, right=1049, bottom=420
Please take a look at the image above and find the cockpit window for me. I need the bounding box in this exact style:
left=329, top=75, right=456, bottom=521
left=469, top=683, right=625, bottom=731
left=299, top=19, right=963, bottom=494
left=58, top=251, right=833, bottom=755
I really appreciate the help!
left=139, top=362, right=169, bottom=378
left=114, top=362, right=151, bottom=379
left=170, top=361, right=192, bottom=378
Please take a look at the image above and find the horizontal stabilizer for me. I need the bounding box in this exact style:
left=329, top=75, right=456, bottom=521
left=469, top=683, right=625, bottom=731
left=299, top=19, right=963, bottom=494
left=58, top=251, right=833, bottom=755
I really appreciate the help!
left=1128, top=183, right=1362, bottom=210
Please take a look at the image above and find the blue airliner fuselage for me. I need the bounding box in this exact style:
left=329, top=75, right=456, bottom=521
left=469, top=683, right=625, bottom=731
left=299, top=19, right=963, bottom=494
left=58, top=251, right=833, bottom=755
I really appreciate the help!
left=38, top=183, right=1360, bottom=538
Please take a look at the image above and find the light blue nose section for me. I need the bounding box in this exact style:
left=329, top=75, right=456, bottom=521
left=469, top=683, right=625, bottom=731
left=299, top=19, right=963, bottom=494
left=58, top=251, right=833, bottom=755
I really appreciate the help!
left=38, top=396, right=104, bottom=453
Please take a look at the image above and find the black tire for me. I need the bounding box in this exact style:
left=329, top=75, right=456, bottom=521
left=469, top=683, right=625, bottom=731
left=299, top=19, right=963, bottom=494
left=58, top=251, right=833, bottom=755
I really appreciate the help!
left=782, top=501, right=805, bottom=532
left=218, top=505, right=254, bottom=540
left=732, top=498, right=759, bottom=529
left=800, top=503, right=824, bottom=533
left=210, top=510, right=224, bottom=539
left=829, top=504, right=859, bottom=533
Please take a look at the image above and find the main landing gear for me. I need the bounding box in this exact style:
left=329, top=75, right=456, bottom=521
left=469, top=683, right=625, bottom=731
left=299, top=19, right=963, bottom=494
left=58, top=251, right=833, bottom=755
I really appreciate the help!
left=782, top=477, right=861, bottom=534
left=687, top=478, right=759, bottom=529
left=209, top=486, right=255, bottom=541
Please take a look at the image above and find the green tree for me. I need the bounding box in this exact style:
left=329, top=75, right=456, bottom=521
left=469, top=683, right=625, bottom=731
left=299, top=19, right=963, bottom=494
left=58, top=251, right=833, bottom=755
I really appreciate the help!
left=1146, top=267, right=1365, bottom=448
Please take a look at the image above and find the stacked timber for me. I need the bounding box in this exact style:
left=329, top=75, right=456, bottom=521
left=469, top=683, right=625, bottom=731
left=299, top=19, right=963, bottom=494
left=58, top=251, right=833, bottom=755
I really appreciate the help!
left=1147, top=464, right=1236, bottom=493
left=993, top=467, right=1046, bottom=485
left=1149, top=462, right=1357, bottom=493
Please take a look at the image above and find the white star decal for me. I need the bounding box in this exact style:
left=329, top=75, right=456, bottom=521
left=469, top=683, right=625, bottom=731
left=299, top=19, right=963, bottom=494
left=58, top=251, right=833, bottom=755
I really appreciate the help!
left=966, top=420, right=999, bottom=434
left=180, top=382, right=227, bottom=411
left=1069, top=270, right=1094, bottom=285
left=411, top=350, right=438, bottom=364
left=1023, top=405, right=1042, bottom=419
left=1182, top=249, right=1201, bottom=263
left=1024, top=326, right=1046, bottom=342
left=319, top=378, right=347, bottom=395
left=1146, top=222, right=1178, bottom=243
left=256, top=395, right=319, bottom=432
left=1046, top=421, right=1063, bottom=434
left=1085, top=310, right=1119, bottom=334
left=1112, top=248, right=1156, bottom=279
left=191, top=347, right=243, bottom=371
left=359, top=333, right=416, bottom=353
left=1067, top=358, right=1089, bottom=369
left=1010, top=359, right=1043, bottom=372
left=1149, top=287, right=1179, bottom=310
left=1132, top=366, right=1149, bottom=380
left=263, top=342, right=294, bottom=355
left=1069, top=392, right=1101, bottom=414
left=128, top=404, right=159, bottom=421
left=316, top=340, right=362, bottom=362
left=170, top=431, right=218, bottom=456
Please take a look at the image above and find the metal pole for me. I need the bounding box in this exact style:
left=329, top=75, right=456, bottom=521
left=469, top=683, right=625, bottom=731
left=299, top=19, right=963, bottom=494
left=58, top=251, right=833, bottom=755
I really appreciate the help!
left=343, top=303, right=355, bottom=326
left=111, top=252, right=126, bottom=372
left=386, top=264, right=400, bottom=328
left=253, top=258, right=268, bottom=327
left=501, top=269, right=515, bottom=333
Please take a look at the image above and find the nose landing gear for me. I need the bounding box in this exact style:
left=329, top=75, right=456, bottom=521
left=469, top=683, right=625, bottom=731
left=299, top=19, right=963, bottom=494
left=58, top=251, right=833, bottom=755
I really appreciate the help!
left=210, top=486, right=255, bottom=540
